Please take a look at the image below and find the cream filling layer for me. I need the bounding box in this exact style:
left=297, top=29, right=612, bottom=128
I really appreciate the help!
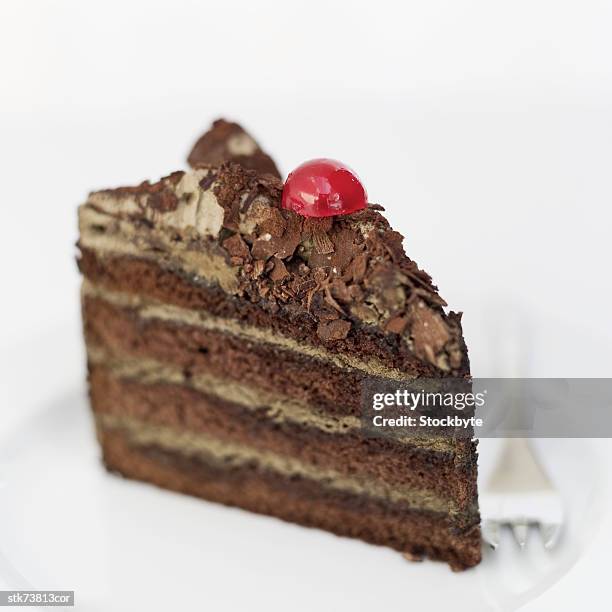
left=78, top=204, right=239, bottom=293
left=81, top=280, right=411, bottom=381
left=98, top=413, right=456, bottom=515
left=88, top=345, right=360, bottom=435
left=87, top=170, right=225, bottom=240
left=87, top=345, right=455, bottom=452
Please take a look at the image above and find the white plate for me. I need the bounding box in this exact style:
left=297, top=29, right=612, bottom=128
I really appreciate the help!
left=0, top=323, right=609, bottom=612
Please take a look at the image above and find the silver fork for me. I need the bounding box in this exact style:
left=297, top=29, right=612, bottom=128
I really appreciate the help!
left=480, top=299, right=563, bottom=550
left=480, top=437, right=563, bottom=549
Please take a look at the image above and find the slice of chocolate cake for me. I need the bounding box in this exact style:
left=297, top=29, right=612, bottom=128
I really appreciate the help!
left=77, top=121, right=481, bottom=570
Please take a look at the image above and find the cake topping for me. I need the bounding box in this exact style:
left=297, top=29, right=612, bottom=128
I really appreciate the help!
left=86, top=163, right=465, bottom=373
left=281, top=159, right=367, bottom=218
left=188, top=119, right=281, bottom=178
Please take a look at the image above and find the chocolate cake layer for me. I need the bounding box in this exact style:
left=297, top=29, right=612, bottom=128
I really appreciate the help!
left=89, top=365, right=478, bottom=508
left=98, top=412, right=455, bottom=513
left=87, top=350, right=361, bottom=436
left=82, top=291, right=404, bottom=416
left=99, top=425, right=481, bottom=570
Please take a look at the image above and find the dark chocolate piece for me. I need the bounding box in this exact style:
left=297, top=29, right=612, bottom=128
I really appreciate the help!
left=187, top=119, right=281, bottom=178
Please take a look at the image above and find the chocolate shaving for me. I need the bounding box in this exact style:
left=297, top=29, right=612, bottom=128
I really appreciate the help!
left=269, top=258, right=289, bottom=282
left=303, top=217, right=333, bottom=235
left=222, top=234, right=251, bottom=262
left=330, top=278, right=351, bottom=303
left=313, top=231, right=335, bottom=255
left=381, top=230, right=406, bottom=264
left=258, top=207, right=286, bottom=238
left=317, top=319, right=351, bottom=341
left=351, top=303, right=378, bottom=324
left=241, top=187, right=261, bottom=214
left=252, top=260, right=265, bottom=278
left=348, top=284, right=364, bottom=301
left=386, top=316, right=409, bottom=334
left=346, top=253, right=368, bottom=283
left=409, top=300, right=451, bottom=368
left=147, top=189, right=178, bottom=212
left=251, top=236, right=277, bottom=261
left=329, top=227, right=360, bottom=273
left=98, top=171, right=185, bottom=204
left=323, top=284, right=346, bottom=315
left=199, top=172, right=217, bottom=192
left=274, top=213, right=302, bottom=259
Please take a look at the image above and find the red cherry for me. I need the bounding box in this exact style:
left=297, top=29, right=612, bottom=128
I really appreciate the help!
left=281, top=159, right=367, bottom=218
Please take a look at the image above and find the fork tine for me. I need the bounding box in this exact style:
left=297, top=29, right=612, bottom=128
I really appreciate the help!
left=482, top=520, right=501, bottom=550
left=540, top=522, right=562, bottom=550
left=511, top=521, right=529, bottom=548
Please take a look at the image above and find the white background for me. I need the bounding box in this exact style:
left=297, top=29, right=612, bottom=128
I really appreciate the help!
left=1, top=1, right=611, bottom=610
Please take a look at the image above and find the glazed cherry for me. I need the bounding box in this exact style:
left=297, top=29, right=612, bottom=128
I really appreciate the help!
left=281, top=159, right=367, bottom=218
